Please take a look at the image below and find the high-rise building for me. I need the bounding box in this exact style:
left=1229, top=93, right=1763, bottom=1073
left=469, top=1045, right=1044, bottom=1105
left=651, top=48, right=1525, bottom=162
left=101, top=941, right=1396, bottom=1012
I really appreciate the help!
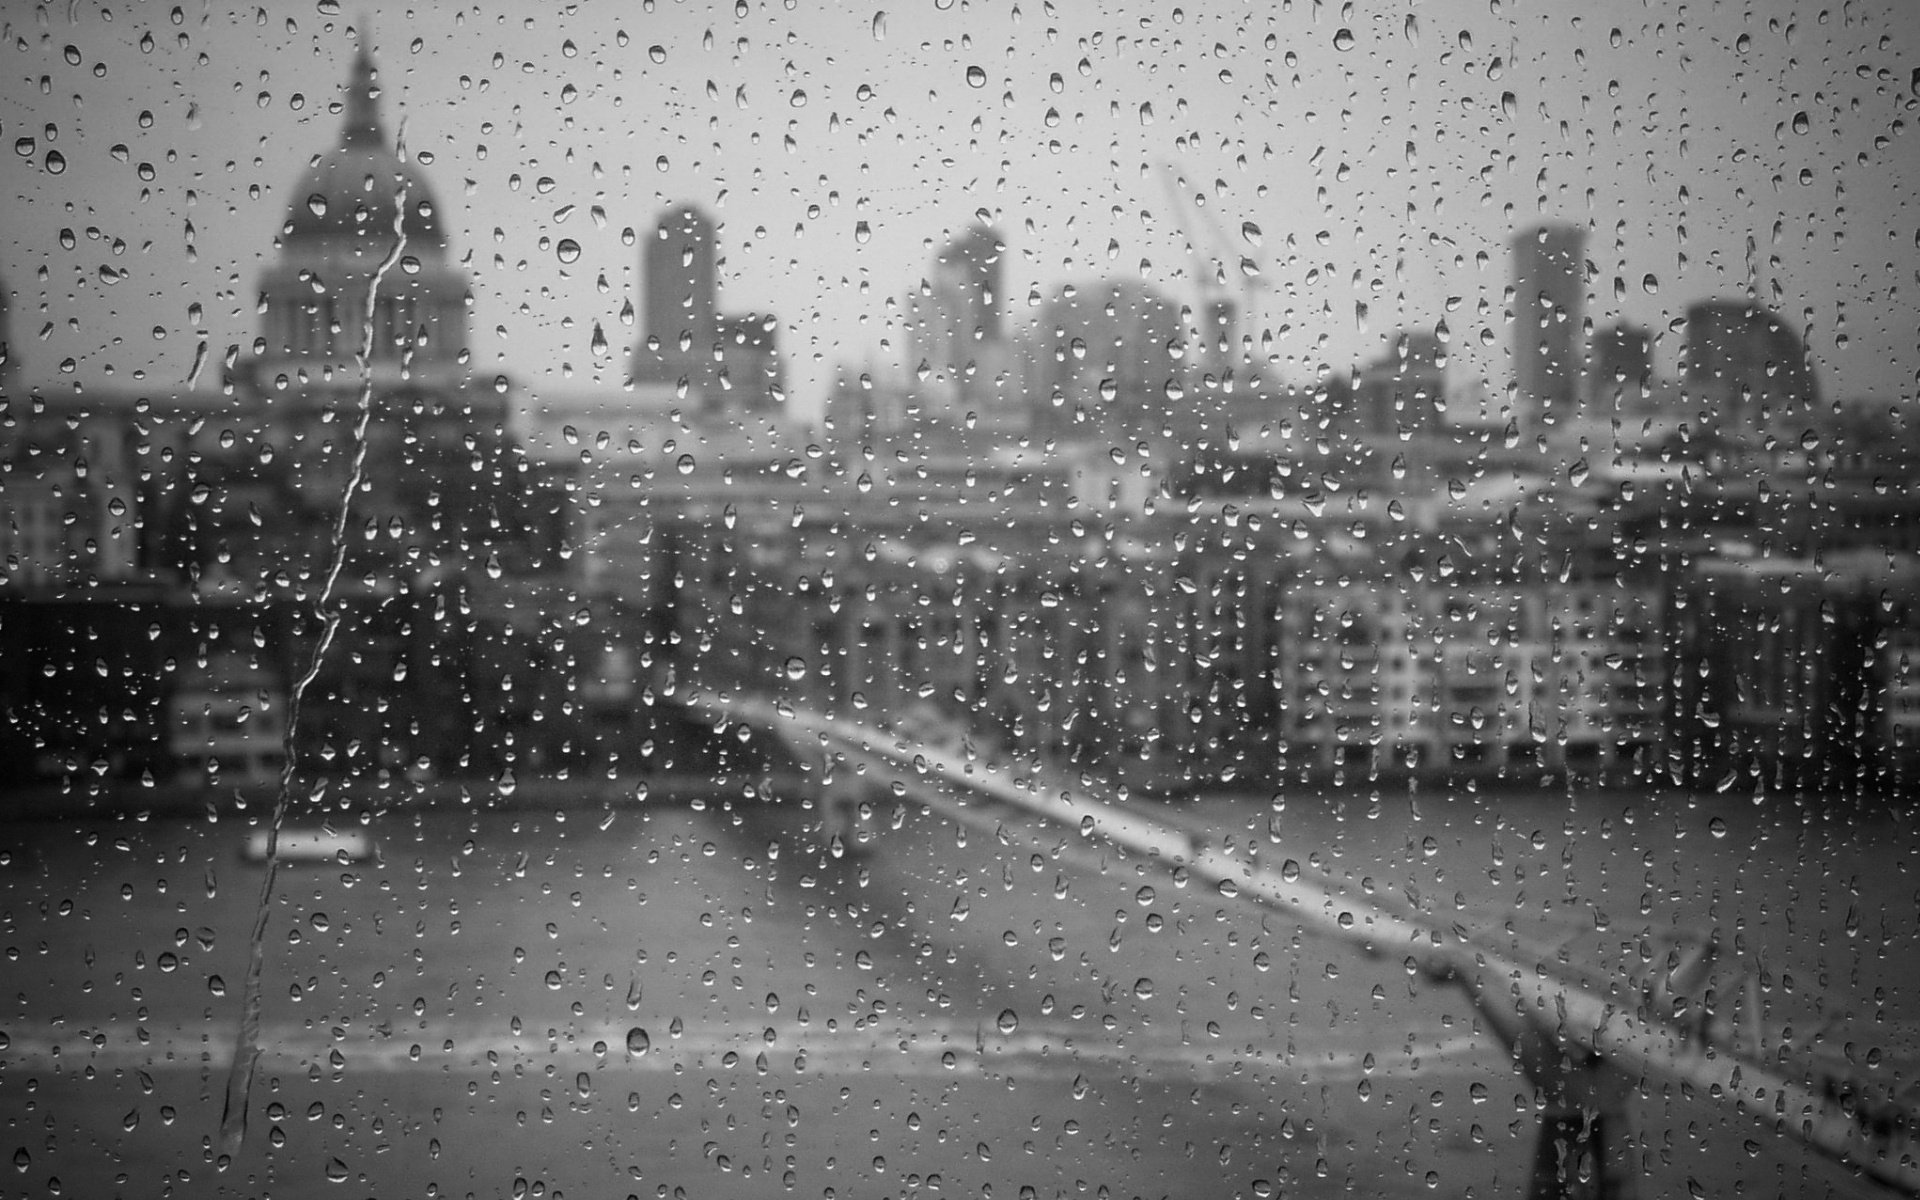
left=1683, top=299, right=1819, bottom=439
left=631, top=205, right=782, bottom=420
left=1591, top=323, right=1653, bottom=398
left=1356, top=328, right=1445, bottom=437
left=1511, top=223, right=1586, bottom=433
left=1031, top=279, right=1182, bottom=438
left=634, top=205, right=720, bottom=394
left=905, top=222, right=1008, bottom=426
left=0, top=269, right=14, bottom=396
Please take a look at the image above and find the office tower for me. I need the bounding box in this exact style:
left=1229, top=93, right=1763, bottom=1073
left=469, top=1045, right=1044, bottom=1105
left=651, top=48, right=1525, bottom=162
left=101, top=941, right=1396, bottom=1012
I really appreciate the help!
left=635, top=205, right=720, bottom=393
left=717, top=312, right=784, bottom=413
left=1592, top=323, right=1653, bottom=397
left=906, top=222, right=1008, bottom=425
left=1356, top=328, right=1445, bottom=437
left=1511, top=223, right=1586, bottom=433
left=1031, top=279, right=1181, bottom=437
left=0, top=270, right=13, bottom=395
left=1683, top=300, right=1819, bottom=439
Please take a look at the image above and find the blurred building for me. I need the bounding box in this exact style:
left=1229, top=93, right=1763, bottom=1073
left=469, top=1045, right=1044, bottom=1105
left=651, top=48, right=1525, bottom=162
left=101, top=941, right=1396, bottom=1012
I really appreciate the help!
left=1029, top=279, right=1183, bottom=440
left=635, top=204, right=720, bottom=394
left=904, top=222, right=1014, bottom=429
left=1588, top=322, right=1654, bottom=409
left=631, top=205, right=784, bottom=421
left=1512, top=223, right=1586, bottom=435
left=1682, top=299, right=1819, bottom=441
left=1355, top=328, right=1446, bottom=438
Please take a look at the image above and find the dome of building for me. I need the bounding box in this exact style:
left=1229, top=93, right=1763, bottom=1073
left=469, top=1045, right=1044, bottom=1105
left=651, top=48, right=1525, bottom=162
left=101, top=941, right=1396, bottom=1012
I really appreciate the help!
left=281, top=46, right=444, bottom=250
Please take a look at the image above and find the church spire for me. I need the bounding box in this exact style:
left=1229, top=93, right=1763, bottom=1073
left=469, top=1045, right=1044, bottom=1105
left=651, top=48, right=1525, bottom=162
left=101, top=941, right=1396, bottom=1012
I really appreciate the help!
left=341, top=37, right=384, bottom=148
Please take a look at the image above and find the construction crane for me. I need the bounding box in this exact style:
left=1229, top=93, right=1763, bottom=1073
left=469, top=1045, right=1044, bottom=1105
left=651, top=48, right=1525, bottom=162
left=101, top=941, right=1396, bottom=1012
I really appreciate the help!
left=691, top=689, right=1920, bottom=1200
left=1155, top=160, right=1271, bottom=384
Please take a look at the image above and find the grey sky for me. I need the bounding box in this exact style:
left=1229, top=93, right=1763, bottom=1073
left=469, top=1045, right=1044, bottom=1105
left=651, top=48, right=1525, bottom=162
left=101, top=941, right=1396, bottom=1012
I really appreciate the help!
left=3, top=0, right=1916, bottom=423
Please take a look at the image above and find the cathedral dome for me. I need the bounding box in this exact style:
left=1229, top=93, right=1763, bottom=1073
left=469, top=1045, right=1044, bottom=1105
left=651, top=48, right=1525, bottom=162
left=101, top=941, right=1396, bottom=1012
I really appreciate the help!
left=281, top=47, right=444, bottom=251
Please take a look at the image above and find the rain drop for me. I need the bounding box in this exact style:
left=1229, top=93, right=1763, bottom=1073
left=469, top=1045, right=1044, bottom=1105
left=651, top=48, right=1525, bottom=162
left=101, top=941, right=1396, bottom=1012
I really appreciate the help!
left=556, top=239, right=582, bottom=264
left=1333, top=28, right=1355, bottom=50
left=966, top=65, right=986, bottom=88
left=996, top=1009, right=1019, bottom=1034
left=627, top=1027, right=651, bottom=1057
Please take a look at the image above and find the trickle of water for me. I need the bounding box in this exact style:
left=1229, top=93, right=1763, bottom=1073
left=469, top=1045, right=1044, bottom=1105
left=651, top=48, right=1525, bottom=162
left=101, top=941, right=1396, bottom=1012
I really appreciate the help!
left=221, top=151, right=415, bottom=1157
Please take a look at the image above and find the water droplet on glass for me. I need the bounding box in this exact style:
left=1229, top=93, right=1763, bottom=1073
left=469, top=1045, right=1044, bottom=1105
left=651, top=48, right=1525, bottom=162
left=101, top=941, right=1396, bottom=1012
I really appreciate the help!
left=966, top=65, right=986, bottom=88
left=854, top=220, right=871, bottom=244
left=1240, top=221, right=1261, bottom=247
left=1333, top=28, right=1355, bottom=50
left=590, top=322, right=609, bottom=357
left=1708, top=817, right=1728, bottom=839
left=45, top=150, right=66, bottom=174
left=1642, top=273, right=1659, bottom=294
left=325, top=1158, right=349, bottom=1183
left=996, top=1009, right=1019, bottom=1034
left=789, top=89, right=808, bottom=107
left=649, top=44, right=667, bottom=63
left=1134, top=977, right=1156, bottom=999
left=627, top=1027, right=651, bottom=1057
left=675, top=453, right=697, bottom=475
left=544, top=970, right=563, bottom=990
left=556, top=239, right=582, bottom=264
left=783, top=656, right=807, bottom=681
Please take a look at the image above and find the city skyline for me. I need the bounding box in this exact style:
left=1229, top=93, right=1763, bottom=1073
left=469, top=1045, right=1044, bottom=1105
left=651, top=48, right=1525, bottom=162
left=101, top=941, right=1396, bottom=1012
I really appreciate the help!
left=3, top=0, right=1917, bottom=424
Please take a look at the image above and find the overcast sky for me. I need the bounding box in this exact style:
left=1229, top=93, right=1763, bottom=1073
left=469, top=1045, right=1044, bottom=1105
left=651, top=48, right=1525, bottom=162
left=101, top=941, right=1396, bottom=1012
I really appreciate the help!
left=3, top=0, right=1916, bottom=425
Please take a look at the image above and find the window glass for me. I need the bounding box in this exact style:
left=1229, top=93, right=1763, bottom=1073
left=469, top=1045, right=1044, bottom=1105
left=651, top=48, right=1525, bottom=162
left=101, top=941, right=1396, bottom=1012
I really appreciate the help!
left=3, top=3, right=1918, bottom=1197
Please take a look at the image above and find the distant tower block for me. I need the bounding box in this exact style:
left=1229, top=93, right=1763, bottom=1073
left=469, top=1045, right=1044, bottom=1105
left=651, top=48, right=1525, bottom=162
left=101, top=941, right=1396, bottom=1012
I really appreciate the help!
left=1683, top=299, right=1819, bottom=439
left=1591, top=322, right=1653, bottom=407
left=1511, top=223, right=1586, bottom=433
left=636, top=204, right=720, bottom=392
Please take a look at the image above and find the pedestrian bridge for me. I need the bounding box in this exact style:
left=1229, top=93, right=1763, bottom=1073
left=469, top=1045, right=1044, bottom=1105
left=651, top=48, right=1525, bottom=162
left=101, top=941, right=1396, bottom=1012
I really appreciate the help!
left=688, top=687, right=1920, bottom=1199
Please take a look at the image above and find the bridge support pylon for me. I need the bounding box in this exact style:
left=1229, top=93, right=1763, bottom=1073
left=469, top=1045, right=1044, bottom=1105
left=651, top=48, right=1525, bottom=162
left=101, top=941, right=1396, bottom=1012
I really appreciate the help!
left=1476, top=990, right=1640, bottom=1200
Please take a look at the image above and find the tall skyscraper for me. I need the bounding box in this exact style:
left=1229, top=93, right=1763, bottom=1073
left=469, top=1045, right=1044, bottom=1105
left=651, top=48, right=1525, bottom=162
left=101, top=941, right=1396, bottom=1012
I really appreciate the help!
left=1683, top=299, right=1819, bottom=439
left=1511, top=223, right=1586, bottom=433
left=1356, top=328, right=1445, bottom=437
left=904, top=222, right=1008, bottom=426
left=634, top=205, right=720, bottom=393
left=1592, top=323, right=1653, bottom=394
